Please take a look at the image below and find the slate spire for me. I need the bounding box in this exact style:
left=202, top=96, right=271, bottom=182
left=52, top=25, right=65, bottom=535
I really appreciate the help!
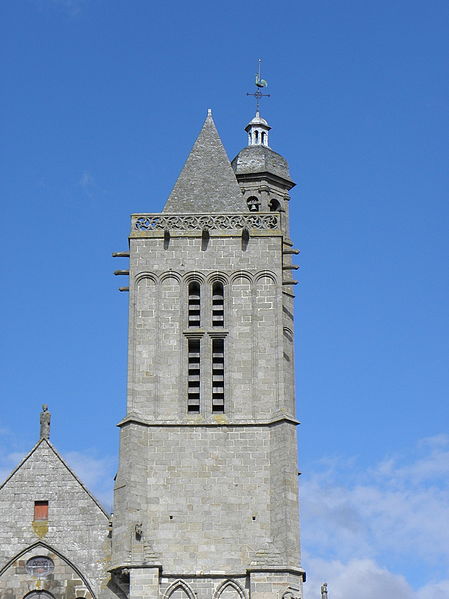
left=163, top=109, right=245, bottom=213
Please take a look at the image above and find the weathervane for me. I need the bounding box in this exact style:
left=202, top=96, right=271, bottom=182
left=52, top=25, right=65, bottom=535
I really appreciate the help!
left=247, top=58, right=270, bottom=112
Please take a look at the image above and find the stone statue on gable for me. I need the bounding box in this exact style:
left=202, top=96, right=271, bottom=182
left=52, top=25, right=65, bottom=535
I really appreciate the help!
left=40, top=404, right=51, bottom=439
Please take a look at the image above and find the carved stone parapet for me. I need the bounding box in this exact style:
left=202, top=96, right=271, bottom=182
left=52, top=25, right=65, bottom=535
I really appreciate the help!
left=132, top=212, right=279, bottom=233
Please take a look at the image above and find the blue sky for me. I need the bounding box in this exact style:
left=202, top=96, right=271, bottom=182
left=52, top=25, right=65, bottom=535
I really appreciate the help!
left=1, top=1, right=448, bottom=598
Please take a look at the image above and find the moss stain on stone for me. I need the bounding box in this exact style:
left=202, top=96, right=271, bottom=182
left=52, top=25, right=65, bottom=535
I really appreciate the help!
left=31, top=521, right=48, bottom=538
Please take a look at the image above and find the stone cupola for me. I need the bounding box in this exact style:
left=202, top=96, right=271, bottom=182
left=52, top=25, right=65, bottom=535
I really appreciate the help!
left=245, top=111, right=271, bottom=147
left=231, top=112, right=296, bottom=236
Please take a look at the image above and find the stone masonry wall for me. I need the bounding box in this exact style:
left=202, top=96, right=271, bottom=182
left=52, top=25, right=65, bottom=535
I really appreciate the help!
left=0, top=441, right=111, bottom=599
left=126, top=234, right=288, bottom=422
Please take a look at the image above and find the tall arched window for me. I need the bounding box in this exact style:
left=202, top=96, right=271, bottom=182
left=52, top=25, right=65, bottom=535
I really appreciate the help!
left=212, top=282, right=224, bottom=327
left=188, top=281, right=201, bottom=327
left=187, top=338, right=201, bottom=412
left=212, top=338, right=224, bottom=412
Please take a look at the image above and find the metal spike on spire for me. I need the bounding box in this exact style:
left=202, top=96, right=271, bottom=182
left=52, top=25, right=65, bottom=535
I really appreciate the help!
left=246, top=58, right=270, bottom=112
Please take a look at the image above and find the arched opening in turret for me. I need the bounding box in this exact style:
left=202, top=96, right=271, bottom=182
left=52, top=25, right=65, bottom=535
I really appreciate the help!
left=247, top=196, right=260, bottom=212
left=269, top=199, right=281, bottom=212
left=261, top=131, right=266, bottom=145
left=254, top=130, right=259, bottom=144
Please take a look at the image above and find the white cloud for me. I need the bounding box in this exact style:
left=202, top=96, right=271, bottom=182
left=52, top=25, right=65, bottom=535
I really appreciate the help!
left=78, top=170, right=105, bottom=201
left=301, top=435, right=449, bottom=598
left=32, top=0, right=87, bottom=18
left=304, top=556, right=413, bottom=599
left=0, top=450, right=26, bottom=485
left=304, top=555, right=449, bottom=599
left=79, top=171, right=94, bottom=188
left=416, top=579, right=449, bottom=599
left=63, top=450, right=115, bottom=511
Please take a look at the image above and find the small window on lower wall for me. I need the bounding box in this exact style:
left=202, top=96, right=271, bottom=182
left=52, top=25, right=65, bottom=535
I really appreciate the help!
left=34, top=501, right=48, bottom=521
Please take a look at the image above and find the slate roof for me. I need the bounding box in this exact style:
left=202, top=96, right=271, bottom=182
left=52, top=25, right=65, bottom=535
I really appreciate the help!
left=163, top=110, right=246, bottom=213
left=231, top=144, right=294, bottom=184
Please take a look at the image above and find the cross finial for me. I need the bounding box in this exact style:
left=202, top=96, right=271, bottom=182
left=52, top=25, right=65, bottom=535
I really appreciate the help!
left=246, top=58, right=270, bottom=112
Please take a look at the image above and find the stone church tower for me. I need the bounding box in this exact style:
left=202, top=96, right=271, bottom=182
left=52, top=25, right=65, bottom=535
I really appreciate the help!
left=0, top=108, right=304, bottom=599
left=111, top=109, right=304, bottom=599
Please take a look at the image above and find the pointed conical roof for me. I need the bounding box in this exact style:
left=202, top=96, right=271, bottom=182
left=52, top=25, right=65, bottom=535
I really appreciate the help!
left=163, top=110, right=245, bottom=213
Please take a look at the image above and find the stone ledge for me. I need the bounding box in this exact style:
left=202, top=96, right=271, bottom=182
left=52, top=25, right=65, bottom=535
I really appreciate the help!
left=117, top=414, right=300, bottom=428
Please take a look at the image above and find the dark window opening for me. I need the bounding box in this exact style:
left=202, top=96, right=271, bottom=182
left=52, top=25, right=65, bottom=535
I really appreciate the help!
left=247, top=196, right=260, bottom=212
left=187, top=338, right=201, bottom=412
left=212, top=338, right=224, bottom=412
left=212, top=282, right=224, bottom=327
left=34, top=501, right=48, bottom=521
left=188, top=282, right=201, bottom=327
left=269, top=198, right=281, bottom=212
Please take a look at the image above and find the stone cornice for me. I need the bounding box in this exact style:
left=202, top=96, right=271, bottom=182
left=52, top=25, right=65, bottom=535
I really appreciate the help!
left=117, top=413, right=300, bottom=428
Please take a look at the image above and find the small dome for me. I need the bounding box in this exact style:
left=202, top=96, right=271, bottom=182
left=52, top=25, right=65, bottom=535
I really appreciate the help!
left=231, top=145, right=293, bottom=184
left=246, top=111, right=270, bottom=128
left=244, top=111, right=271, bottom=147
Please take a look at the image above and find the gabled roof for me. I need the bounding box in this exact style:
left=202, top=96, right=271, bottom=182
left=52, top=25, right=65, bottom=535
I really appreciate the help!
left=163, top=110, right=246, bottom=213
left=0, top=438, right=110, bottom=518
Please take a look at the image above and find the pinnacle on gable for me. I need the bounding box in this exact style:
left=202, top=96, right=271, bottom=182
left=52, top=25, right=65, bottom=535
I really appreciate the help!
left=40, top=404, right=50, bottom=440
left=163, top=110, right=245, bottom=213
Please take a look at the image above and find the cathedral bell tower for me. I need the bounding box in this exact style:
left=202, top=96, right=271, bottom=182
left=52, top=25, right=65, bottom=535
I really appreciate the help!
left=111, top=109, right=304, bottom=599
